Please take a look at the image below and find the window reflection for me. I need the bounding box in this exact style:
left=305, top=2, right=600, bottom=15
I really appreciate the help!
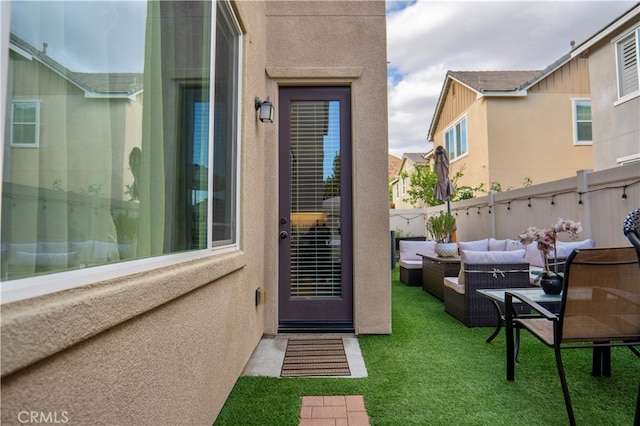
left=1, top=1, right=238, bottom=282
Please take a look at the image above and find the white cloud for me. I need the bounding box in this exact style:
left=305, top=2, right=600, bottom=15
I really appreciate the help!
left=386, top=0, right=638, bottom=157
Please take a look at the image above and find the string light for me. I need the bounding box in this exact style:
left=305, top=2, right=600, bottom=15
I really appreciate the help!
left=527, top=198, right=531, bottom=208
left=578, top=193, right=583, bottom=205
left=551, top=196, right=555, bottom=206
left=622, top=186, right=627, bottom=199
left=477, top=208, right=480, bottom=215
left=466, top=209, right=469, bottom=216
left=507, top=202, right=511, bottom=211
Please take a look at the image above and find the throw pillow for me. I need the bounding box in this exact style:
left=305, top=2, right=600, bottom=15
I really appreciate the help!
left=525, top=243, right=545, bottom=267
left=489, top=238, right=507, bottom=251
left=505, top=239, right=525, bottom=251
left=458, top=238, right=489, bottom=252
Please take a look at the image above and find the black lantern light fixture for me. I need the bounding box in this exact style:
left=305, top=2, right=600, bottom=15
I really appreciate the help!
left=255, top=96, right=274, bottom=123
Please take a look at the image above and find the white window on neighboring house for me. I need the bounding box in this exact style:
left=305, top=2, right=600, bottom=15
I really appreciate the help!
left=11, top=100, right=40, bottom=147
left=401, top=177, right=406, bottom=195
left=395, top=183, right=399, bottom=198
left=616, top=28, right=640, bottom=100
left=572, top=99, right=592, bottom=145
left=444, top=116, right=467, bottom=160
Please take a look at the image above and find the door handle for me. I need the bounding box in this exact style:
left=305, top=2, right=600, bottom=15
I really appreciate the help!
left=279, top=231, right=288, bottom=239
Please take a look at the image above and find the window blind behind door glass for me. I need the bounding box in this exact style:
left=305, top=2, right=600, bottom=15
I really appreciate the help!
left=289, top=101, right=342, bottom=298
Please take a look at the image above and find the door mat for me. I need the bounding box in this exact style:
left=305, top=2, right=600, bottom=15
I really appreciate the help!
left=281, top=338, right=351, bottom=377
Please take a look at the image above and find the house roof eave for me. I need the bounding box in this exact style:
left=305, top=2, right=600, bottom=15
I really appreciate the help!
left=571, top=3, right=640, bottom=58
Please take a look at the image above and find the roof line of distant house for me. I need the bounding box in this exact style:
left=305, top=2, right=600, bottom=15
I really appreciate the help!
left=9, top=33, right=143, bottom=99
left=427, top=2, right=640, bottom=141
left=571, top=2, right=640, bottom=58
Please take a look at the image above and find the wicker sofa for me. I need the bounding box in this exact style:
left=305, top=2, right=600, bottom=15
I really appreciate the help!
left=441, top=237, right=595, bottom=327
left=399, top=240, right=436, bottom=286
left=443, top=249, right=531, bottom=327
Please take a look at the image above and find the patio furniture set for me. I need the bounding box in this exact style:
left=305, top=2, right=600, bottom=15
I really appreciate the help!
left=398, top=237, right=593, bottom=327
left=397, top=208, right=640, bottom=425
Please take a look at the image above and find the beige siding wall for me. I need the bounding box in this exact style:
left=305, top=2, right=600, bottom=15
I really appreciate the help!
left=434, top=80, right=476, bottom=134
left=432, top=81, right=489, bottom=190
left=1, top=1, right=391, bottom=423
left=528, top=57, right=590, bottom=93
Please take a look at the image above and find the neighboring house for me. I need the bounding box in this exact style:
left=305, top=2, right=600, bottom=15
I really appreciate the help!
left=0, top=1, right=390, bottom=424
left=428, top=56, right=595, bottom=192
left=388, top=154, right=402, bottom=179
left=4, top=34, right=144, bottom=270
left=570, top=3, right=640, bottom=169
left=390, top=151, right=430, bottom=208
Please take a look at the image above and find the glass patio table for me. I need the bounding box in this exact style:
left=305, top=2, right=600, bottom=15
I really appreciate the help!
left=476, top=288, right=561, bottom=344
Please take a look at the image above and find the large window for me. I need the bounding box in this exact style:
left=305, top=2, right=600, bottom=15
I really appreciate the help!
left=572, top=99, right=592, bottom=145
left=1, top=1, right=240, bottom=292
left=616, top=28, right=639, bottom=100
left=444, top=117, right=467, bottom=160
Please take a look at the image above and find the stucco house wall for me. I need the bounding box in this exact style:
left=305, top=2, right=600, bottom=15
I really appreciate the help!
left=578, top=16, right=640, bottom=169
left=1, top=1, right=390, bottom=425
left=486, top=91, right=594, bottom=190
left=263, top=0, right=390, bottom=335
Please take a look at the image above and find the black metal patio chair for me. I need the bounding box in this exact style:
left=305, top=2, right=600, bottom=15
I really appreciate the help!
left=505, top=247, right=640, bottom=426
left=623, top=207, right=640, bottom=426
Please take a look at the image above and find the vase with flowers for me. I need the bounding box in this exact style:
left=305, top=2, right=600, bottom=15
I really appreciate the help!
left=518, top=218, right=583, bottom=294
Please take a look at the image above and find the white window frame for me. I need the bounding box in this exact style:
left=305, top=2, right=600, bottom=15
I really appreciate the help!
left=210, top=0, right=242, bottom=249
left=614, top=26, right=640, bottom=103
left=10, top=100, right=40, bottom=147
left=571, top=98, right=592, bottom=146
left=1, top=0, right=244, bottom=304
left=401, top=176, right=406, bottom=195
left=443, top=115, right=468, bottom=161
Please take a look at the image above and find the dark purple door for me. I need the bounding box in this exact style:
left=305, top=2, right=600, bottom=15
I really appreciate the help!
left=278, top=87, right=353, bottom=332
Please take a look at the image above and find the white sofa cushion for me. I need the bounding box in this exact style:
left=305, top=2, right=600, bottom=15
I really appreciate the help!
left=443, top=276, right=463, bottom=294
left=505, top=239, right=525, bottom=251
left=399, top=259, right=422, bottom=269
left=458, top=238, right=489, bottom=252
left=550, top=239, right=595, bottom=258
left=458, top=249, right=526, bottom=285
left=399, top=240, right=436, bottom=261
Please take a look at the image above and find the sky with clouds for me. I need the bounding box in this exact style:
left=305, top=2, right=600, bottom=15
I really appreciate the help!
left=386, top=0, right=638, bottom=158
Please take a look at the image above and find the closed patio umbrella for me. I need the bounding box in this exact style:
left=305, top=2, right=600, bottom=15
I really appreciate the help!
left=432, top=146, right=456, bottom=208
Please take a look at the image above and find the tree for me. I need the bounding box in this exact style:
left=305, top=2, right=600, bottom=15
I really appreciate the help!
left=402, top=162, right=485, bottom=207
left=401, top=164, right=440, bottom=207
left=323, top=153, right=341, bottom=199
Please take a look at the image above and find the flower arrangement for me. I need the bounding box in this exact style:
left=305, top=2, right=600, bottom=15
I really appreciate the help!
left=518, top=218, right=582, bottom=282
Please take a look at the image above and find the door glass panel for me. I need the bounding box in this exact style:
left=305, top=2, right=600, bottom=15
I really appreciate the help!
left=289, top=100, right=341, bottom=298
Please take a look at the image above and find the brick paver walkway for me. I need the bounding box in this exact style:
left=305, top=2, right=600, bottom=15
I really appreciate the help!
left=299, top=395, right=370, bottom=426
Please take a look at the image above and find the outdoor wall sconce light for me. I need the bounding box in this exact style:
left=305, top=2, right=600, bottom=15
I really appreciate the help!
left=255, top=97, right=274, bottom=123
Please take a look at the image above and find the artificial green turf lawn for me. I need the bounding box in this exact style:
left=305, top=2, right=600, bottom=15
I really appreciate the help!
left=214, top=268, right=639, bottom=425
